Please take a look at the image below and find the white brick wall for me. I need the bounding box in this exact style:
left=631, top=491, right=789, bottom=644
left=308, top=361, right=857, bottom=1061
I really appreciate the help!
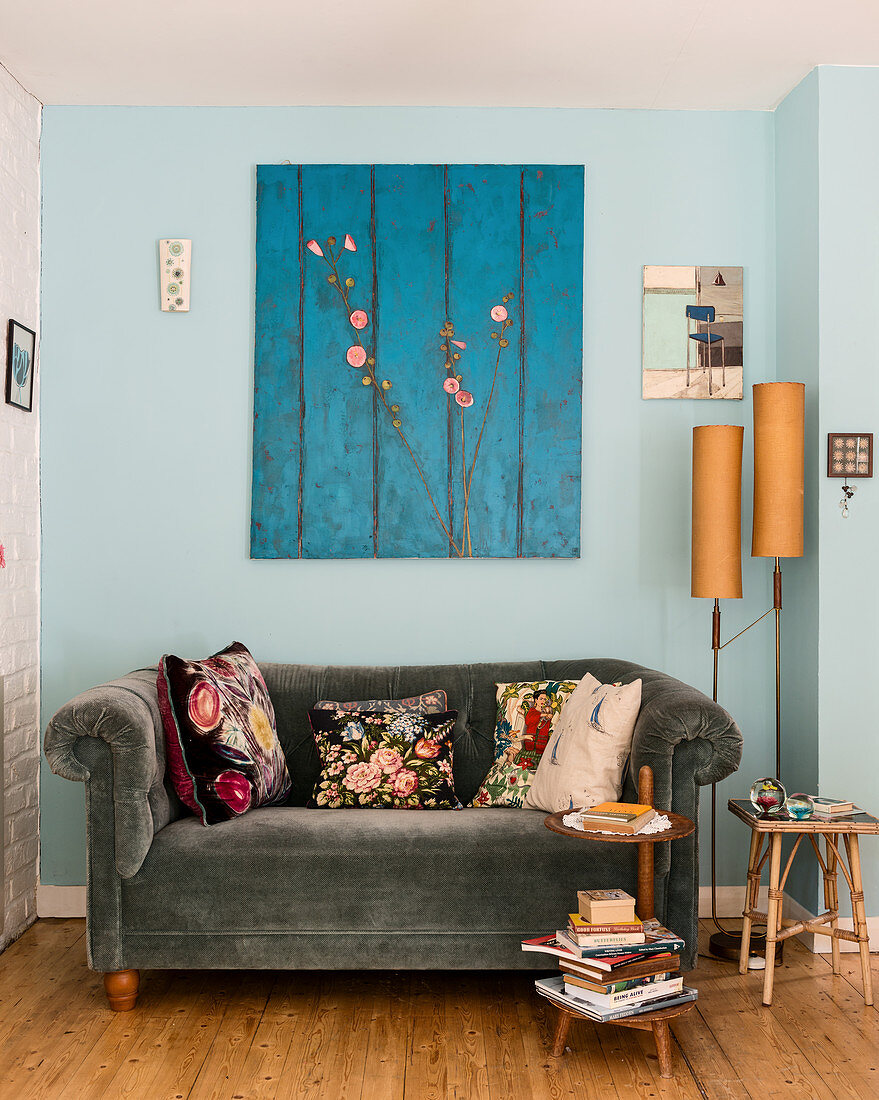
left=0, top=62, right=40, bottom=950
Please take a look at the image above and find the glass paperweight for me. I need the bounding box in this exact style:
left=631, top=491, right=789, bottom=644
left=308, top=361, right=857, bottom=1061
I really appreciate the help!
left=749, top=777, right=787, bottom=817
left=785, top=793, right=814, bottom=821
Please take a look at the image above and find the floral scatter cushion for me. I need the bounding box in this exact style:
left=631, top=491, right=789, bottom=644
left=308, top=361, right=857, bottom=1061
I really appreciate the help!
left=524, top=674, right=642, bottom=813
left=307, top=708, right=461, bottom=809
left=157, top=641, right=291, bottom=826
left=471, top=679, right=579, bottom=808
left=313, top=690, right=448, bottom=714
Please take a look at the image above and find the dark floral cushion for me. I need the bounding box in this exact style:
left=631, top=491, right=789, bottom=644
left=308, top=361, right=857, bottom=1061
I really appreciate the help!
left=307, top=708, right=461, bottom=809
left=158, top=641, right=292, bottom=825
left=313, top=690, right=447, bottom=714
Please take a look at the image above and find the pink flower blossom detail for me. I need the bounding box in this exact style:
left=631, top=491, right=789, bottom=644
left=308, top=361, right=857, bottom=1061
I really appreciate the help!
left=490, top=305, right=508, bottom=322
left=188, top=681, right=221, bottom=731
left=349, top=309, right=369, bottom=330
left=371, top=747, right=404, bottom=774
left=343, top=761, right=383, bottom=793
left=455, top=390, right=474, bottom=407
left=344, top=234, right=357, bottom=251
left=450, top=340, right=467, bottom=350
left=346, top=345, right=367, bottom=368
left=413, top=738, right=441, bottom=760
left=392, top=768, right=419, bottom=796
left=306, top=239, right=324, bottom=257
left=214, top=771, right=252, bottom=814
left=443, top=378, right=460, bottom=394
left=0, top=544, right=6, bottom=568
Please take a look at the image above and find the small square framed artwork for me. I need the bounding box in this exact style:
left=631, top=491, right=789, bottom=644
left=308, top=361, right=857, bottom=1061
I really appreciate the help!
left=827, top=433, right=873, bottom=478
left=5, top=319, right=36, bottom=412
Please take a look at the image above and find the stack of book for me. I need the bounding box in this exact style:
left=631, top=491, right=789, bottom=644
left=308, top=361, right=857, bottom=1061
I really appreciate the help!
left=573, top=803, right=657, bottom=834
left=523, top=888, right=697, bottom=1022
left=810, top=797, right=863, bottom=820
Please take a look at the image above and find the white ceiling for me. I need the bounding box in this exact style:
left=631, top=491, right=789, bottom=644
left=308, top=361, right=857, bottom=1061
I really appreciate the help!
left=2, top=0, right=879, bottom=110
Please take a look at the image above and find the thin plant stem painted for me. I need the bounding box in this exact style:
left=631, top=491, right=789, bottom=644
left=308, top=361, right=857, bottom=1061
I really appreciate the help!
left=307, top=233, right=514, bottom=558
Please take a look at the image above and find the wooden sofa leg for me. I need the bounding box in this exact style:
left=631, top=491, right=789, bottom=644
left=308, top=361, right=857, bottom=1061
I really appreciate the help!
left=103, top=969, right=140, bottom=1010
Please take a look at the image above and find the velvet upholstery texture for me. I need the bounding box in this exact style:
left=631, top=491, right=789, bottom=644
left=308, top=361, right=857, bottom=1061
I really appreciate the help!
left=43, top=658, right=743, bottom=973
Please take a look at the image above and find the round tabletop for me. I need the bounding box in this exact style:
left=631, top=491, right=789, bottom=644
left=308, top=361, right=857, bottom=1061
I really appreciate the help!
left=544, top=810, right=695, bottom=844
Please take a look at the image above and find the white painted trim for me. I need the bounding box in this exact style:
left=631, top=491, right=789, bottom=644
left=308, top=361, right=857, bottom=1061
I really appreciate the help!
left=699, top=886, right=879, bottom=953
left=698, top=885, right=768, bottom=917
left=37, top=886, right=86, bottom=918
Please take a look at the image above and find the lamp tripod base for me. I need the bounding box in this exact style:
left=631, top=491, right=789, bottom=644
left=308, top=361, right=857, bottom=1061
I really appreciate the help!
left=708, top=928, right=783, bottom=970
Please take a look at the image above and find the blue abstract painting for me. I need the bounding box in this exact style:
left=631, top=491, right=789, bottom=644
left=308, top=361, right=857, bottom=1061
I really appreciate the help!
left=251, top=164, right=584, bottom=559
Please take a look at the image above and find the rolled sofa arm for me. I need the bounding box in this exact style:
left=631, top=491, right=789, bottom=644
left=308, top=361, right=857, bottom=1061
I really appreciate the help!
left=44, top=668, right=176, bottom=878
left=631, top=677, right=743, bottom=789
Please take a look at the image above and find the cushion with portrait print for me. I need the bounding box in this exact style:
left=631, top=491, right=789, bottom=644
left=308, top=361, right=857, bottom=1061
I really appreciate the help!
left=471, top=679, right=579, bottom=808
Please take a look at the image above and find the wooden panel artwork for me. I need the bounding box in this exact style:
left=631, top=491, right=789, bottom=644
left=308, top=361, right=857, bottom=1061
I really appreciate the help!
left=251, top=164, right=584, bottom=559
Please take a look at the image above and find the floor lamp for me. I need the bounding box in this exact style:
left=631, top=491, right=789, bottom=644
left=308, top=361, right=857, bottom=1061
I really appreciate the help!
left=751, top=382, right=805, bottom=781
left=691, top=425, right=748, bottom=961
left=691, top=383, right=805, bottom=964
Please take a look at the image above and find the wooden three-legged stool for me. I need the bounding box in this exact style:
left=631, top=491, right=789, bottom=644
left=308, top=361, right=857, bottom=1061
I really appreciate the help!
left=543, top=766, right=696, bottom=1079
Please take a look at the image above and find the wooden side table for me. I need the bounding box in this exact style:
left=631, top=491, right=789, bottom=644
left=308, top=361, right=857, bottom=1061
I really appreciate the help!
left=729, top=798, right=879, bottom=1006
left=542, top=766, right=696, bottom=1079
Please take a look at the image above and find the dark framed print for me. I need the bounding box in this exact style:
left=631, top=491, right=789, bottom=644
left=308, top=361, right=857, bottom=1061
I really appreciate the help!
left=5, top=319, right=36, bottom=412
left=827, top=433, right=873, bottom=478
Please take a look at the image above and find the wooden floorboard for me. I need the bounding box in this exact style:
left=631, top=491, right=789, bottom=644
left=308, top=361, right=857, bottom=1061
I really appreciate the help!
left=1, top=918, right=877, bottom=1099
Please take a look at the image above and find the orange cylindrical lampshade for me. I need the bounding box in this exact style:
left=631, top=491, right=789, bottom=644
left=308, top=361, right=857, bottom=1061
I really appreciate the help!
left=691, top=425, right=744, bottom=599
left=751, top=382, right=805, bottom=558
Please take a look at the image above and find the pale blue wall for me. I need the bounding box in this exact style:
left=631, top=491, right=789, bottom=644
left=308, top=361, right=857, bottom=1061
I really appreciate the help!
left=775, top=70, right=820, bottom=912
left=39, top=106, right=777, bottom=886
left=817, top=68, right=879, bottom=916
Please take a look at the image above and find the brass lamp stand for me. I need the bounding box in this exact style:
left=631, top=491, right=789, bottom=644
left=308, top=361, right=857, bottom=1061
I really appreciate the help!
left=691, top=383, right=805, bottom=965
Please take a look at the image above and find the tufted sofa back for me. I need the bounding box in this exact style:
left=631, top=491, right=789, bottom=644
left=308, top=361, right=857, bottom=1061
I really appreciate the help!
left=259, top=658, right=650, bottom=807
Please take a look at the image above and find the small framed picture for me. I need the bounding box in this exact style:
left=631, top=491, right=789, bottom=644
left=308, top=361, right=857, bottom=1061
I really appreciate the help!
left=827, top=433, right=873, bottom=478
left=5, top=319, right=36, bottom=412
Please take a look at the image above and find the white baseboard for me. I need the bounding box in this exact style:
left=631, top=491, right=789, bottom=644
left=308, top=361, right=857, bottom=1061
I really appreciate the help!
left=699, top=885, right=879, bottom=953
left=37, top=885, right=86, bottom=918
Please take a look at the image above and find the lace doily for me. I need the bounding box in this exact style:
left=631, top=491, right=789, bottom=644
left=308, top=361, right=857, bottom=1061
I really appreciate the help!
left=561, top=811, right=673, bottom=835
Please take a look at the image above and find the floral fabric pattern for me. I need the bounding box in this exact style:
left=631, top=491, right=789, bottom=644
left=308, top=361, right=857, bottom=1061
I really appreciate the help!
left=308, top=708, right=461, bottom=809
left=471, top=679, right=579, bottom=808
left=312, top=690, right=448, bottom=714
left=158, top=641, right=291, bottom=826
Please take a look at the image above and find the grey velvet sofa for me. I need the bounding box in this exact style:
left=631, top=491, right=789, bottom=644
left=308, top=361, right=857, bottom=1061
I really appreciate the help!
left=44, top=658, right=742, bottom=1008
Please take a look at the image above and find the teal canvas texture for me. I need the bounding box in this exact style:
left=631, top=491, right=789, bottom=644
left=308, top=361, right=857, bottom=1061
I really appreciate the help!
left=251, top=163, right=584, bottom=559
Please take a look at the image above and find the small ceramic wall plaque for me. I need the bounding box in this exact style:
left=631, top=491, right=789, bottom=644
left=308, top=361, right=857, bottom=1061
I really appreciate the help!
left=159, top=239, right=191, bottom=311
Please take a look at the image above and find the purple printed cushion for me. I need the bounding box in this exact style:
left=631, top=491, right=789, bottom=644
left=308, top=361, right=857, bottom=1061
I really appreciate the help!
left=307, top=708, right=461, bottom=809
left=313, top=689, right=448, bottom=714
left=157, top=641, right=291, bottom=825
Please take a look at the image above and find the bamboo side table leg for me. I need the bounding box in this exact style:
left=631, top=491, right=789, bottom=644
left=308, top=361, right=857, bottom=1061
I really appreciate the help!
left=739, top=829, right=763, bottom=974
left=824, top=834, right=841, bottom=977
left=843, top=833, right=874, bottom=1007
left=762, top=833, right=784, bottom=1006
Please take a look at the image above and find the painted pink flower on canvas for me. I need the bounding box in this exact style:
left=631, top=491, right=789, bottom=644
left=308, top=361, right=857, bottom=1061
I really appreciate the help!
left=455, top=390, right=474, bottom=407
left=490, top=304, right=508, bottom=322
left=344, top=760, right=383, bottom=793
left=346, top=345, right=367, bottom=368
left=306, top=239, right=324, bottom=257
left=349, top=309, right=369, bottom=330
left=371, top=747, right=403, bottom=774
left=392, top=769, right=419, bottom=796
left=344, top=234, right=357, bottom=251
left=443, top=378, right=460, bottom=394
